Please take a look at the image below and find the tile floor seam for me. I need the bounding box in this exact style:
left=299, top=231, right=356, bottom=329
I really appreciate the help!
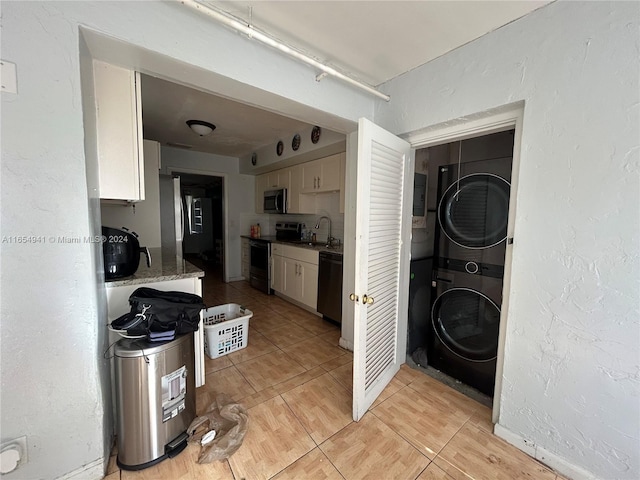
left=426, top=410, right=475, bottom=460
left=273, top=394, right=318, bottom=476
left=367, top=408, right=433, bottom=462
left=369, top=383, right=409, bottom=411
left=430, top=454, right=471, bottom=479
left=231, top=362, right=261, bottom=398
left=316, top=433, right=353, bottom=479
left=413, top=460, right=434, bottom=480
left=315, top=446, right=348, bottom=480
left=279, top=393, right=321, bottom=449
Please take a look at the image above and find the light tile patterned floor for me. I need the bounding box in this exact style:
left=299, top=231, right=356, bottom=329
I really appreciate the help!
left=105, top=265, right=563, bottom=480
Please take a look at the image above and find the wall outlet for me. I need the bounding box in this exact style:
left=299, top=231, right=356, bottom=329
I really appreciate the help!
left=1, top=60, right=18, bottom=94
left=0, top=436, right=28, bottom=473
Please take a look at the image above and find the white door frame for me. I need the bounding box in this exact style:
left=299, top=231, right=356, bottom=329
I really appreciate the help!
left=402, top=102, right=525, bottom=424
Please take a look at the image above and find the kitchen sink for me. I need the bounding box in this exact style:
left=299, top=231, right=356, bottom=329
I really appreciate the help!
left=279, top=239, right=343, bottom=253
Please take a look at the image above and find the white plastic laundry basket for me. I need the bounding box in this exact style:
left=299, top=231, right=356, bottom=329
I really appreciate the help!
left=203, top=304, right=253, bottom=359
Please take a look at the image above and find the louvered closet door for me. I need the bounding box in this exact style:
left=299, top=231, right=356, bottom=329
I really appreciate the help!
left=352, top=118, right=413, bottom=421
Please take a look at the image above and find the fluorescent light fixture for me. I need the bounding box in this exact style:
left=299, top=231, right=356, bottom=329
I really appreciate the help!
left=180, top=0, right=391, bottom=102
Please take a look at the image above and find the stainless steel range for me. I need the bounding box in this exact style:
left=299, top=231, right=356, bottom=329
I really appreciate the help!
left=275, top=222, right=302, bottom=242
left=249, top=222, right=302, bottom=294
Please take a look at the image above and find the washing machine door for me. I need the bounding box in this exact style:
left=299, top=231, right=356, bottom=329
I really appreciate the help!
left=431, top=288, right=500, bottom=362
left=438, top=173, right=510, bottom=249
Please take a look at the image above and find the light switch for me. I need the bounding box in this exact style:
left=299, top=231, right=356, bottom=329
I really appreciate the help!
left=1, top=60, right=17, bottom=94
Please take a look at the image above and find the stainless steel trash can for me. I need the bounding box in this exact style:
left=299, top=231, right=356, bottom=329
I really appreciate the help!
left=114, top=334, right=196, bottom=470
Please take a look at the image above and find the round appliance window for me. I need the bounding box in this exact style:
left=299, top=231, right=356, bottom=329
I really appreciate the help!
left=431, top=288, right=500, bottom=362
left=438, top=173, right=510, bottom=249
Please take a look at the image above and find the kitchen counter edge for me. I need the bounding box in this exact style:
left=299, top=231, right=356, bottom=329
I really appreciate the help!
left=105, top=248, right=205, bottom=287
left=241, top=235, right=343, bottom=254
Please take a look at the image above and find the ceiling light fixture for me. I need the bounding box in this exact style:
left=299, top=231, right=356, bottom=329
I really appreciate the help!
left=186, top=120, right=216, bottom=136
left=180, top=0, right=391, bottom=102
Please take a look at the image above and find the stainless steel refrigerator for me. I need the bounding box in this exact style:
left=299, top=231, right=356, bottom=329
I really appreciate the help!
left=160, top=174, right=209, bottom=261
left=159, top=175, right=184, bottom=260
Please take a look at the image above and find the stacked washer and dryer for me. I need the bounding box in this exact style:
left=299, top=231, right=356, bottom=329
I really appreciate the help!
left=409, top=131, right=514, bottom=397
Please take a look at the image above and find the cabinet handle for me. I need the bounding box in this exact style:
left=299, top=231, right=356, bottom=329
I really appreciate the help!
left=349, top=293, right=359, bottom=302
left=313, top=177, right=317, bottom=189
left=317, top=176, right=321, bottom=189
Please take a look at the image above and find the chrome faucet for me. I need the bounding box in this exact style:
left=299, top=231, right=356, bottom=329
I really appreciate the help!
left=315, top=216, right=332, bottom=246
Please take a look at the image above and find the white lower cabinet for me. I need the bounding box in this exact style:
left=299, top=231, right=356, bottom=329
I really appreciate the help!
left=271, top=251, right=283, bottom=292
left=271, top=244, right=318, bottom=310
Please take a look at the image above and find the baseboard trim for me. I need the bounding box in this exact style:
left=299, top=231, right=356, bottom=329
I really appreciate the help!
left=57, top=457, right=104, bottom=480
left=494, top=423, right=598, bottom=480
left=339, top=337, right=354, bottom=351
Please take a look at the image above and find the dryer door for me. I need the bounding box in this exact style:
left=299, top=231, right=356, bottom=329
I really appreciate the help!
left=438, top=173, right=510, bottom=249
left=431, top=287, right=500, bottom=362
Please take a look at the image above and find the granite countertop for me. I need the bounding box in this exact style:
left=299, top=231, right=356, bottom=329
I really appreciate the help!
left=241, top=235, right=343, bottom=254
left=105, top=248, right=204, bottom=287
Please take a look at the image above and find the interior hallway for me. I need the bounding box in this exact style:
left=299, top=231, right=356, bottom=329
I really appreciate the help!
left=103, top=265, right=565, bottom=480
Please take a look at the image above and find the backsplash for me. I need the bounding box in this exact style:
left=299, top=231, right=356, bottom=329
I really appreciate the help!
left=240, top=193, right=344, bottom=242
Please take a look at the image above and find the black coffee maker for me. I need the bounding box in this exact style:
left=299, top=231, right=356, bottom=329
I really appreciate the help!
left=102, top=226, right=151, bottom=279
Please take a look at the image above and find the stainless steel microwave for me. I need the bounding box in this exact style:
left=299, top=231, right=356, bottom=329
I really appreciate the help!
left=264, top=188, right=287, bottom=214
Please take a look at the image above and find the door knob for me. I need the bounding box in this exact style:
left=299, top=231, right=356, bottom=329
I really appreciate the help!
left=349, top=293, right=359, bottom=302
left=362, top=294, right=374, bottom=305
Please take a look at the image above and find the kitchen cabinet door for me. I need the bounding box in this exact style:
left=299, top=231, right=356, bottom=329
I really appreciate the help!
left=299, top=260, right=319, bottom=310
left=282, top=257, right=298, bottom=298
left=271, top=253, right=284, bottom=292
left=255, top=174, right=268, bottom=213
left=300, top=153, right=343, bottom=194
left=318, top=153, right=342, bottom=192
left=94, top=60, right=145, bottom=201
left=301, top=160, right=323, bottom=193
left=265, top=172, right=280, bottom=190
left=288, top=165, right=302, bottom=213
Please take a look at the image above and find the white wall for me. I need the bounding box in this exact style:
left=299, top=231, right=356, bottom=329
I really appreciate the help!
left=0, top=2, right=373, bottom=478
left=376, top=2, right=640, bottom=479
left=160, top=147, right=255, bottom=282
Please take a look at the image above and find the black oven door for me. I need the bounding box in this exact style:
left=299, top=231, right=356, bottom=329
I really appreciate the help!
left=249, top=240, right=271, bottom=294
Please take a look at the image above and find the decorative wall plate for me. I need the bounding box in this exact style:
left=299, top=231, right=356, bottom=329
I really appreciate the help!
left=292, top=133, right=301, bottom=151
left=311, top=126, right=321, bottom=144
left=251, top=152, right=257, bottom=166
left=276, top=140, right=284, bottom=156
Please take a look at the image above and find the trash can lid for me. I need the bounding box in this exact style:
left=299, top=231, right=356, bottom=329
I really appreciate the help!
left=114, top=335, right=190, bottom=358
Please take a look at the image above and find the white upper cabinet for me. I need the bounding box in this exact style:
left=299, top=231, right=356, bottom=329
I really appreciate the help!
left=255, top=174, right=268, bottom=213
left=301, top=152, right=343, bottom=193
left=288, top=165, right=302, bottom=214
left=94, top=60, right=145, bottom=201
left=265, top=170, right=290, bottom=190
left=253, top=152, right=345, bottom=214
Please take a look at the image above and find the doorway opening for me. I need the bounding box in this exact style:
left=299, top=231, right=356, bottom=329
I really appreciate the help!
left=404, top=105, right=524, bottom=421
left=408, top=129, right=515, bottom=409
left=176, top=172, right=225, bottom=283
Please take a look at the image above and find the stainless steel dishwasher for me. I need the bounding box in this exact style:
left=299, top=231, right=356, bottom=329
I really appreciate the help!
left=317, top=251, right=343, bottom=324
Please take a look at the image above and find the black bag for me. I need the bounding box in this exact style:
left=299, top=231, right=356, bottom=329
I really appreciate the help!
left=111, top=287, right=205, bottom=342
